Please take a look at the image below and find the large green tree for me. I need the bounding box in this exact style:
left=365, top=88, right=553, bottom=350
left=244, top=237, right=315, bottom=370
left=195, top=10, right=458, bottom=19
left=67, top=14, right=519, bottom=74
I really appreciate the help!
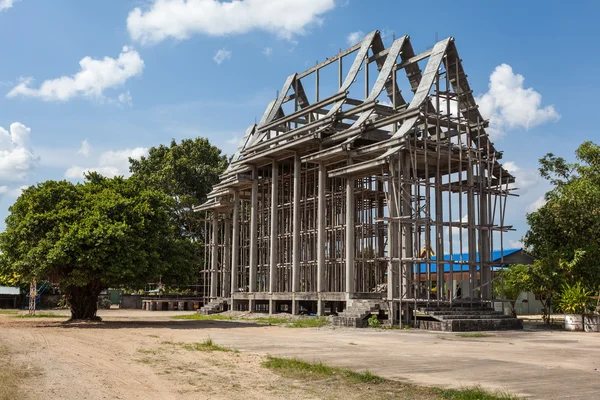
left=129, top=138, right=228, bottom=242
left=0, top=174, right=196, bottom=320
left=525, top=141, right=600, bottom=291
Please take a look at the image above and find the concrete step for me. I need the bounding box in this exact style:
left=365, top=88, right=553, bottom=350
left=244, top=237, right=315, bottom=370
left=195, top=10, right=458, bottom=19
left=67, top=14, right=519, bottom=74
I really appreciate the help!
left=428, top=310, right=503, bottom=316
left=437, top=314, right=513, bottom=320
left=417, top=318, right=523, bottom=331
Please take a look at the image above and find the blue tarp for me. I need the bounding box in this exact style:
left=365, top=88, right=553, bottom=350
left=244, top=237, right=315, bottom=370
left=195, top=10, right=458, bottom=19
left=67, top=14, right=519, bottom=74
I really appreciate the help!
left=416, top=248, right=521, bottom=273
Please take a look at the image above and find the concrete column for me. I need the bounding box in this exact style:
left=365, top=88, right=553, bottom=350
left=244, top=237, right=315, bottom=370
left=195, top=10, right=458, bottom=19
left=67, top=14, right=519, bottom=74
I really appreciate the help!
left=292, top=154, right=301, bottom=294
left=345, top=162, right=355, bottom=296
left=210, top=213, right=218, bottom=299
left=479, top=167, right=491, bottom=300
left=317, top=162, right=326, bottom=315
left=249, top=166, right=258, bottom=293
left=223, top=215, right=231, bottom=298
left=467, top=166, right=478, bottom=299
left=401, top=153, right=414, bottom=302
left=387, top=170, right=399, bottom=325
left=269, top=161, right=279, bottom=296
left=435, top=170, right=444, bottom=300
left=231, top=191, right=240, bottom=298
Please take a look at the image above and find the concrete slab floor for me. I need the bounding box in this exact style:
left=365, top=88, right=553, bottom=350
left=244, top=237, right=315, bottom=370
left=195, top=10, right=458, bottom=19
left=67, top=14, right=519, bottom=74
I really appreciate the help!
left=168, top=323, right=599, bottom=399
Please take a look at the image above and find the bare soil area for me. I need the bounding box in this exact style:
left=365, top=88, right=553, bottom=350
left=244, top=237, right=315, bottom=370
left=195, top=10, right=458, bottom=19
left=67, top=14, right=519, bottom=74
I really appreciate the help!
left=1, top=309, right=599, bottom=399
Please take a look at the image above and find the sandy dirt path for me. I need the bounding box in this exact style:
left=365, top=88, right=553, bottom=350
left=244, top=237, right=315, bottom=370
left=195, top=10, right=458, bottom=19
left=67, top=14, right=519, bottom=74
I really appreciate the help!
left=1, top=310, right=599, bottom=399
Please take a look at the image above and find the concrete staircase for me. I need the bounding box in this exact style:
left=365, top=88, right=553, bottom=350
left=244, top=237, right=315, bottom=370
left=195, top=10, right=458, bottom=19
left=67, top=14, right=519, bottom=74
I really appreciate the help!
left=332, top=300, right=381, bottom=328
left=198, top=298, right=229, bottom=315
left=416, top=304, right=523, bottom=331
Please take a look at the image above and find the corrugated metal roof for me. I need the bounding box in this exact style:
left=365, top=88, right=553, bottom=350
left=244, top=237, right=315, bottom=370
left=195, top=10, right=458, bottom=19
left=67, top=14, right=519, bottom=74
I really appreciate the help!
left=0, top=286, right=20, bottom=295
left=417, top=248, right=522, bottom=273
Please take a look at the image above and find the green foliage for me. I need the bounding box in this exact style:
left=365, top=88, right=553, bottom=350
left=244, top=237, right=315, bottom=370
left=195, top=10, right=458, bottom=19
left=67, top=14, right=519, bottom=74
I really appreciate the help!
left=527, top=141, right=600, bottom=292
left=520, top=141, right=600, bottom=322
left=129, top=138, right=228, bottom=242
left=368, top=314, right=381, bottom=328
left=557, top=282, right=592, bottom=315
left=0, top=174, right=196, bottom=319
left=287, top=317, right=328, bottom=328
left=437, top=386, right=520, bottom=400
left=262, top=356, right=385, bottom=384
left=495, top=265, right=528, bottom=317
left=163, top=338, right=236, bottom=352
left=98, top=298, right=112, bottom=310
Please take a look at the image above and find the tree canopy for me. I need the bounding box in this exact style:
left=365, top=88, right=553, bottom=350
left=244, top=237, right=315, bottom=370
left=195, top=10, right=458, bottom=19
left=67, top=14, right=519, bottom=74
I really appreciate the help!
left=129, top=138, right=228, bottom=242
left=525, top=141, right=600, bottom=291
left=0, top=173, right=196, bottom=320
left=502, top=141, right=600, bottom=321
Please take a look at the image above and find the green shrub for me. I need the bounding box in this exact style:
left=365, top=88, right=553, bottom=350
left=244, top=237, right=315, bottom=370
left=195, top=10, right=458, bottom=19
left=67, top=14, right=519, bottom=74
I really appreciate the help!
left=558, top=282, right=592, bottom=314
left=368, top=314, right=380, bottom=328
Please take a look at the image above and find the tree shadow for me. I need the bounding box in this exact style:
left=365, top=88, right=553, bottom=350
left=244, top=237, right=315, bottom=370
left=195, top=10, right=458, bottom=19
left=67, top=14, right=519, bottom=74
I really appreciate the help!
left=55, top=319, right=266, bottom=330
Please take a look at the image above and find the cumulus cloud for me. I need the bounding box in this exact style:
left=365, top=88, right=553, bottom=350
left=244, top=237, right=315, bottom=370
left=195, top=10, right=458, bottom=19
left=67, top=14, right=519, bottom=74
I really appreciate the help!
left=0, top=0, right=14, bottom=11
left=526, top=196, right=546, bottom=214
left=77, top=139, right=91, bottom=157
left=7, top=46, right=144, bottom=102
left=346, top=30, right=364, bottom=46
left=65, top=147, right=148, bottom=179
left=127, top=0, right=336, bottom=44
left=477, top=64, right=560, bottom=139
left=0, top=122, right=38, bottom=183
left=213, top=48, right=231, bottom=65
left=503, top=161, right=539, bottom=193
left=118, top=90, right=133, bottom=107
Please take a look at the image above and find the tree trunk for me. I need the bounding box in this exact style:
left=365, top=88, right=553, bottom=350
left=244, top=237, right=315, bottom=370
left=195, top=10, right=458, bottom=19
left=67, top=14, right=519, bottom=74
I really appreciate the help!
left=64, top=281, right=103, bottom=321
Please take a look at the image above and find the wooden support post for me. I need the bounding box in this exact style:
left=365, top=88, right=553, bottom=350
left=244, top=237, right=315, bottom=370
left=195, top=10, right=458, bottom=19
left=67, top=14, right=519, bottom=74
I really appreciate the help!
left=387, top=175, right=398, bottom=325
left=249, top=166, right=258, bottom=293
left=435, top=170, right=444, bottom=300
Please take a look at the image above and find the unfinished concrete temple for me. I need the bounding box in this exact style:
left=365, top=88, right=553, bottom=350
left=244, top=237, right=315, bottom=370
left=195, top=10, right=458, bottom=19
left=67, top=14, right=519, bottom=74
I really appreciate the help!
left=196, top=31, right=522, bottom=330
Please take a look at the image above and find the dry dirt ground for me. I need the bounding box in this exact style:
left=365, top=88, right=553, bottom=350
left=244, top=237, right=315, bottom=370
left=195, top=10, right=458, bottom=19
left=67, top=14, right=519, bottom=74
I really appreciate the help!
left=1, top=309, right=599, bottom=400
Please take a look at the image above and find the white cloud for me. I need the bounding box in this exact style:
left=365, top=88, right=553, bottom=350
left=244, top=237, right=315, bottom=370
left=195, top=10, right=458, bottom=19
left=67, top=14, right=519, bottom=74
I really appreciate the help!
left=0, top=0, right=14, bottom=11
left=65, top=147, right=148, bottom=179
left=346, top=30, right=364, bottom=46
left=503, top=161, right=539, bottom=193
left=7, top=185, right=28, bottom=198
left=0, top=122, right=38, bottom=183
left=213, top=48, right=231, bottom=65
left=509, top=240, right=523, bottom=249
left=118, top=90, right=133, bottom=107
left=7, top=46, right=144, bottom=102
left=77, top=139, right=91, bottom=157
left=263, top=47, right=272, bottom=56
left=477, top=64, right=560, bottom=139
left=526, top=196, right=546, bottom=213
left=127, top=0, right=336, bottom=44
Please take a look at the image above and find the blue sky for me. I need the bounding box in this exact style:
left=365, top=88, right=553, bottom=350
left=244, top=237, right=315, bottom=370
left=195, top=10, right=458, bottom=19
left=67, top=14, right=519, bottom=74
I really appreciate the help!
left=0, top=0, right=598, bottom=248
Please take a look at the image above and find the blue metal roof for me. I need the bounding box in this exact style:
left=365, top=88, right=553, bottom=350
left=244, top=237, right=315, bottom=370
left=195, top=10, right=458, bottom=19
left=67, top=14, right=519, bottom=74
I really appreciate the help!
left=417, top=248, right=522, bottom=273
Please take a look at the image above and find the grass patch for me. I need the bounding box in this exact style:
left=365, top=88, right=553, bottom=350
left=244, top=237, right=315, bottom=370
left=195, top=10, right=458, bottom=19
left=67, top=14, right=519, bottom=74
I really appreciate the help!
left=163, top=338, right=237, bottom=353
left=287, top=317, right=328, bottom=328
left=172, top=313, right=328, bottom=328
left=437, top=385, right=520, bottom=399
left=263, top=356, right=520, bottom=399
left=0, top=310, right=18, bottom=315
left=14, top=313, right=67, bottom=319
left=456, top=333, right=495, bottom=338
left=262, top=356, right=384, bottom=384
